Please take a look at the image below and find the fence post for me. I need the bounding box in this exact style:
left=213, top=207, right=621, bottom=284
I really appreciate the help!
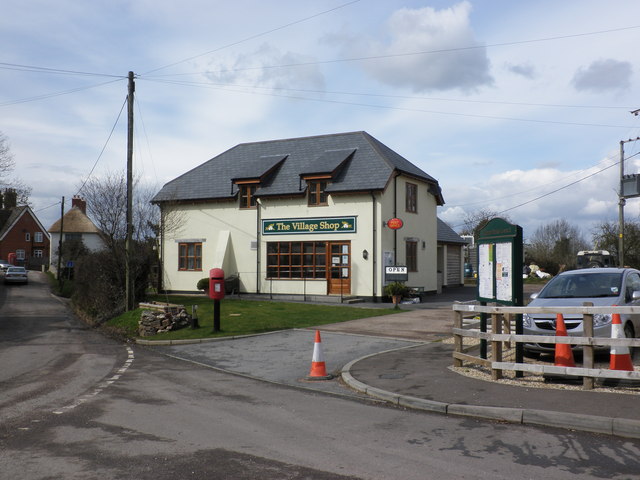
left=582, top=302, right=594, bottom=390
left=454, top=309, right=463, bottom=367
left=491, top=313, right=503, bottom=380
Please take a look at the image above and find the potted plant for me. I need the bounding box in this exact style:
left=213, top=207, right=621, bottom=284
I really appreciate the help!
left=384, top=281, right=408, bottom=307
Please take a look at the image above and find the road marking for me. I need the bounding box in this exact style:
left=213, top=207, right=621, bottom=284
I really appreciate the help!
left=52, top=346, right=134, bottom=415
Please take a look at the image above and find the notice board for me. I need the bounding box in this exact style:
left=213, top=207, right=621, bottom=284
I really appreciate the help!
left=476, top=218, right=523, bottom=306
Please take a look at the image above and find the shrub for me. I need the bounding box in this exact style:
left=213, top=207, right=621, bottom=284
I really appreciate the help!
left=197, top=277, right=209, bottom=291
left=384, top=281, right=408, bottom=297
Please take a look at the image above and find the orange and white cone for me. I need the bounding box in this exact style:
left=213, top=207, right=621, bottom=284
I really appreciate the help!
left=307, top=330, right=333, bottom=380
left=554, top=313, right=575, bottom=368
left=610, top=313, right=634, bottom=371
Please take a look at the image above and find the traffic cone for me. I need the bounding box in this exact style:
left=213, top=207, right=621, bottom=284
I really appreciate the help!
left=610, top=313, right=634, bottom=371
left=307, top=330, right=333, bottom=380
left=554, top=313, right=575, bottom=368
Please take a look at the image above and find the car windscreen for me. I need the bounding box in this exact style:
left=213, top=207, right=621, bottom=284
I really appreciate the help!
left=538, top=272, right=622, bottom=299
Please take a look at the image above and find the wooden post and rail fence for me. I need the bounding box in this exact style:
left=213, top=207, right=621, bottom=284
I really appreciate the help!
left=452, top=303, right=640, bottom=390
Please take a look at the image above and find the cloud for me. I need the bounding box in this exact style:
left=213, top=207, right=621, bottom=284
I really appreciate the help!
left=571, top=59, right=632, bottom=92
left=204, top=43, right=325, bottom=92
left=337, top=2, right=492, bottom=92
left=437, top=157, right=622, bottom=240
left=504, top=62, right=536, bottom=79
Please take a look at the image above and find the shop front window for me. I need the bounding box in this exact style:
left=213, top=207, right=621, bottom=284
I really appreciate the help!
left=267, top=241, right=326, bottom=279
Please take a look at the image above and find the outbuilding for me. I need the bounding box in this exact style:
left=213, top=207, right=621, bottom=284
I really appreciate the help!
left=153, top=131, right=449, bottom=301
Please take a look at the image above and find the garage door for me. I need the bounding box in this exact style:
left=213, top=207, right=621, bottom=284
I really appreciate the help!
left=447, top=246, right=462, bottom=285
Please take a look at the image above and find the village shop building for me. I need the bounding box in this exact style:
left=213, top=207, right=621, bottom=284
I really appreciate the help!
left=153, top=131, right=460, bottom=301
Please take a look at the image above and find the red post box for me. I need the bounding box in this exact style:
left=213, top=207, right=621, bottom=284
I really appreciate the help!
left=209, top=268, right=225, bottom=300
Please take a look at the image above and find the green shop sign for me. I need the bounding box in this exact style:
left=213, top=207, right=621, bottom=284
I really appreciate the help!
left=262, top=216, right=357, bottom=235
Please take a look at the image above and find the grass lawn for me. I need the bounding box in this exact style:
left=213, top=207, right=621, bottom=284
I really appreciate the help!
left=107, top=294, right=403, bottom=341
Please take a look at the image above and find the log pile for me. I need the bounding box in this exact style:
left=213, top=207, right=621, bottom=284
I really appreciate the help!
left=138, top=302, right=191, bottom=337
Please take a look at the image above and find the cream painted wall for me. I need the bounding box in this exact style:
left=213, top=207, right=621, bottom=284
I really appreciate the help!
left=161, top=175, right=440, bottom=296
left=379, top=175, right=438, bottom=292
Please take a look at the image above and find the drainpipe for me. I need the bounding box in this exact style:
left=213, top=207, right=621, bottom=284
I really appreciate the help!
left=393, top=173, right=398, bottom=263
left=371, top=191, right=377, bottom=300
left=256, top=198, right=261, bottom=294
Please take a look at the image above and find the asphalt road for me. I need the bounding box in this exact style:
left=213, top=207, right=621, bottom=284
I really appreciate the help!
left=3, top=273, right=640, bottom=479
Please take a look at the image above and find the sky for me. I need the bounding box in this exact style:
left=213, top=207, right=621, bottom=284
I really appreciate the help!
left=2, top=0, right=640, bottom=243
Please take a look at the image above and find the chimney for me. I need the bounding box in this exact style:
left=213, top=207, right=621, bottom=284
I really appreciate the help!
left=72, top=195, right=87, bottom=214
left=3, top=189, right=17, bottom=209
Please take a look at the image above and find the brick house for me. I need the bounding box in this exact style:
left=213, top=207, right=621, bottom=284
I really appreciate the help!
left=0, top=190, right=50, bottom=269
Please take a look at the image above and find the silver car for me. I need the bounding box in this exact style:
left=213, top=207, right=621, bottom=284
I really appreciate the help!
left=4, top=266, right=28, bottom=284
left=523, top=268, right=640, bottom=354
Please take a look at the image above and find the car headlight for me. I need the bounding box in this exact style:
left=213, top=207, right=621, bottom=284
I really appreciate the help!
left=594, top=313, right=612, bottom=327
left=523, top=313, right=532, bottom=328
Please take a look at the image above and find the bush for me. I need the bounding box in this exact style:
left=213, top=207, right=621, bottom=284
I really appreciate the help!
left=197, top=277, right=209, bottom=291
left=384, top=281, right=408, bottom=297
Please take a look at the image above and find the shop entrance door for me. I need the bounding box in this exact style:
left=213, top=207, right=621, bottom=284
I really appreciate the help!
left=327, top=241, right=351, bottom=295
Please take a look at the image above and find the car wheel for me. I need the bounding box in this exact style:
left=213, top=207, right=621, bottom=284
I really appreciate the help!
left=624, top=322, right=636, bottom=361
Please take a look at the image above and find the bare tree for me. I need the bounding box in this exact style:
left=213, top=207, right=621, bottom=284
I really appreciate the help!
left=461, top=209, right=512, bottom=239
left=78, top=171, right=159, bottom=249
left=0, top=132, right=14, bottom=181
left=527, top=219, right=588, bottom=273
left=592, top=220, right=640, bottom=268
left=74, top=170, right=162, bottom=315
left=0, top=132, right=31, bottom=205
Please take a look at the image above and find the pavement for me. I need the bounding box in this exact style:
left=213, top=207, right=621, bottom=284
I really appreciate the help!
left=142, top=285, right=640, bottom=439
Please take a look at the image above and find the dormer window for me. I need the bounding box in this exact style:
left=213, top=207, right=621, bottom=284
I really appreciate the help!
left=308, top=180, right=329, bottom=206
left=239, top=184, right=257, bottom=209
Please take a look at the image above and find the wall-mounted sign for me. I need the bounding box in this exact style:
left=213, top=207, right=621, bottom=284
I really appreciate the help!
left=262, top=216, right=357, bottom=235
left=387, top=217, right=404, bottom=230
left=385, top=265, right=408, bottom=282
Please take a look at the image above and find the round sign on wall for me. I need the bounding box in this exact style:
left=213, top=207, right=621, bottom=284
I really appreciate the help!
left=387, top=217, right=403, bottom=230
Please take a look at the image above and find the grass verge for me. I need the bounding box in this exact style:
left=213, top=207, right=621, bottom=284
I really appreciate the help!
left=106, top=295, right=403, bottom=341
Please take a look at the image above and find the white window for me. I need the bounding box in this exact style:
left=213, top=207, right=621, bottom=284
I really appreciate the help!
left=34, top=232, right=43, bottom=243
left=34, top=249, right=43, bottom=258
left=16, top=249, right=25, bottom=260
left=25, top=232, right=31, bottom=242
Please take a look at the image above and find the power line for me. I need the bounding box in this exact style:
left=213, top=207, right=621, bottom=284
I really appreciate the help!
left=0, top=62, right=125, bottom=78
left=143, top=0, right=360, bottom=75
left=448, top=153, right=640, bottom=230
left=143, top=76, right=634, bottom=111
left=76, top=97, right=128, bottom=195
left=0, top=79, right=123, bottom=107
left=145, top=24, right=640, bottom=77
left=141, top=77, right=637, bottom=129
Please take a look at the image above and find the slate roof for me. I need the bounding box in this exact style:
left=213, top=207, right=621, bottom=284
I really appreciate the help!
left=153, top=131, right=444, bottom=204
left=437, top=218, right=466, bottom=244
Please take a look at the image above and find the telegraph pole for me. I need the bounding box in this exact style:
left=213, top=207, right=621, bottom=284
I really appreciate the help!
left=57, top=196, right=65, bottom=290
left=618, top=135, right=640, bottom=267
left=125, top=71, right=135, bottom=311
left=619, top=140, right=625, bottom=267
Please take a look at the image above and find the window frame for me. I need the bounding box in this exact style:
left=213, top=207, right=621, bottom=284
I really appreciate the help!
left=406, top=182, right=417, bottom=213
left=178, top=242, right=203, bottom=271
left=25, top=232, right=31, bottom=242
left=239, top=183, right=257, bottom=209
left=307, top=180, right=329, bottom=206
left=406, top=240, right=418, bottom=272
left=266, top=241, right=327, bottom=279
left=34, top=232, right=44, bottom=243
